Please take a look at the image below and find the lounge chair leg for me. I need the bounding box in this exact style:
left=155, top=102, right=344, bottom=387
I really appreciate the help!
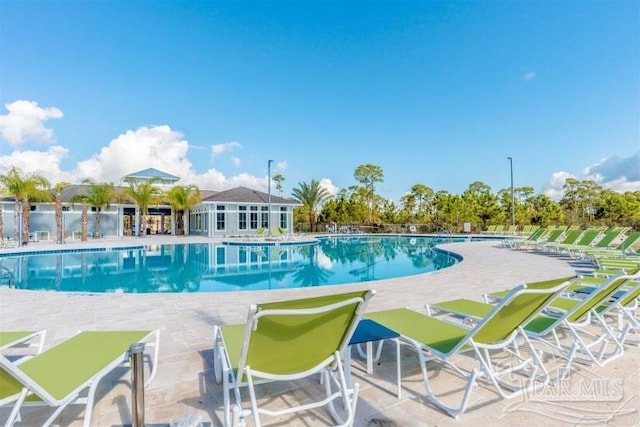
left=245, top=368, right=260, bottom=427
left=232, top=405, right=246, bottom=427
left=82, top=380, right=100, bottom=427
left=416, top=349, right=476, bottom=418
left=5, top=388, right=28, bottom=427
left=43, top=404, right=68, bottom=427
left=327, top=354, right=358, bottom=426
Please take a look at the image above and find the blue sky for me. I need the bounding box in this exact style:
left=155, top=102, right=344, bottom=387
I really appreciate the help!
left=0, top=1, right=638, bottom=202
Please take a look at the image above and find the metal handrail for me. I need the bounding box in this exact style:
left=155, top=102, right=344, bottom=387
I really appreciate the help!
left=0, top=264, right=14, bottom=287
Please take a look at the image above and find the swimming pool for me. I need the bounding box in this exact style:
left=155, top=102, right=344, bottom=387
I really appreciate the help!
left=0, top=235, right=468, bottom=293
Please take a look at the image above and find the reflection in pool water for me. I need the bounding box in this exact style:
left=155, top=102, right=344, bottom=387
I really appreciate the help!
left=0, top=235, right=464, bottom=293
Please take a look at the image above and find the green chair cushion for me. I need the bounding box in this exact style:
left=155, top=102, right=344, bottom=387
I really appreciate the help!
left=366, top=308, right=469, bottom=355
left=14, top=330, right=150, bottom=402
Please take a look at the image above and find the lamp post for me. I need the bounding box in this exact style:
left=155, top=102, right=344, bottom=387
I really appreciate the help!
left=507, top=157, right=515, bottom=227
left=268, top=160, right=274, bottom=236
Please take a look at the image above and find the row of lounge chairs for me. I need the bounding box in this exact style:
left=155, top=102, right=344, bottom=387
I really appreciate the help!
left=3, top=265, right=638, bottom=425
left=250, top=227, right=289, bottom=241
left=485, top=224, right=540, bottom=235
left=506, top=226, right=640, bottom=258
left=507, top=227, right=640, bottom=288
left=210, top=268, right=639, bottom=425
left=0, top=239, right=19, bottom=249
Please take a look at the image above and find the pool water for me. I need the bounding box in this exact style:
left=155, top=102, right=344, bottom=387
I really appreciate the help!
left=0, top=235, right=465, bottom=293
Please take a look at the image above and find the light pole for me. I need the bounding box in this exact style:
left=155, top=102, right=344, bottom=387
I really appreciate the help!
left=507, top=157, right=515, bottom=227
left=268, top=160, right=274, bottom=236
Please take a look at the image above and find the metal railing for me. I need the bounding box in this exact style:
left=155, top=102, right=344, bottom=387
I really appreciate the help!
left=129, top=343, right=145, bottom=427
left=0, top=264, right=13, bottom=287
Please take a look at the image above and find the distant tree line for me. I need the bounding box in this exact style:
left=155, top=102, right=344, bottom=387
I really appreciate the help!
left=2, top=164, right=638, bottom=243
left=289, top=163, right=640, bottom=233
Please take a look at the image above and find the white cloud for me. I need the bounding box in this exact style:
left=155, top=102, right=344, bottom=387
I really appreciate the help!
left=211, top=141, right=242, bottom=158
left=0, top=122, right=279, bottom=193
left=0, top=100, right=63, bottom=146
left=276, top=161, right=287, bottom=171
left=319, top=178, right=338, bottom=198
left=316, top=251, right=333, bottom=269
left=583, top=152, right=640, bottom=185
left=543, top=171, right=574, bottom=200
left=231, top=156, right=241, bottom=167
left=543, top=152, right=640, bottom=199
left=0, top=145, right=75, bottom=184
left=73, top=125, right=192, bottom=183
left=523, top=71, right=536, bottom=81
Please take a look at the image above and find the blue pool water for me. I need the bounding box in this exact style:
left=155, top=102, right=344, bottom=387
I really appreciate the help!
left=0, top=235, right=469, bottom=293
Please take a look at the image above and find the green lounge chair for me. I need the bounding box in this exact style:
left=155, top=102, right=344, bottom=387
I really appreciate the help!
left=541, top=228, right=584, bottom=253
left=213, top=289, right=374, bottom=427
left=429, top=274, right=632, bottom=375
left=599, top=282, right=640, bottom=346
left=506, top=227, right=547, bottom=250
left=0, top=330, right=160, bottom=427
left=530, top=227, right=567, bottom=251
left=580, top=231, right=640, bottom=259
left=520, top=225, right=534, bottom=234
left=595, top=257, right=640, bottom=272
left=551, top=227, right=604, bottom=255
left=0, top=331, right=46, bottom=354
left=485, top=225, right=497, bottom=234
left=590, top=227, right=628, bottom=249
left=249, top=227, right=267, bottom=241
left=365, top=277, right=571, bottom=418
left=565, top=270, right=640, bottom=345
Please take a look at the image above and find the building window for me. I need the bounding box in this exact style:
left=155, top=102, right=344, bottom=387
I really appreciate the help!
left=280, top=207, right=288, bottom=229
left=261, top=206, right=268, bottom=228
left=216, top=246, right=225, bottom=265
left=250, top=206, right=258, bottom=230
left=238, top=206, right=247, bottom=230
left=216, top=205, right=225, bottom=231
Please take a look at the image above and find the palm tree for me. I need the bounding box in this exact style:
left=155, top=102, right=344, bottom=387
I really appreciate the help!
left=69, top=192, right=91, bottom=242
left=81, top=179, right=116, bottom=238
left=123, top=179, right=164, bottom=237
left=291, top=179, right=332, bottom=232
left=54, top=181, right=70, bottom=243
left=167, top=184, right=201, bottom=236
left=0, top=167, right=52, bottom=245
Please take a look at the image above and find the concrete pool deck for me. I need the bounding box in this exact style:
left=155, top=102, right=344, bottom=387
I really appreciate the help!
left=0, top=235, right=638, bottom=426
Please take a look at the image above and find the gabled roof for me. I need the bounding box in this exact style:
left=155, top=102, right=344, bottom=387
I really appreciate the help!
left=59, top=185, right=133, bottom=204
left=124, top=168, right=180, bottom=182
left=202, top=186, right=299, bottom=205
